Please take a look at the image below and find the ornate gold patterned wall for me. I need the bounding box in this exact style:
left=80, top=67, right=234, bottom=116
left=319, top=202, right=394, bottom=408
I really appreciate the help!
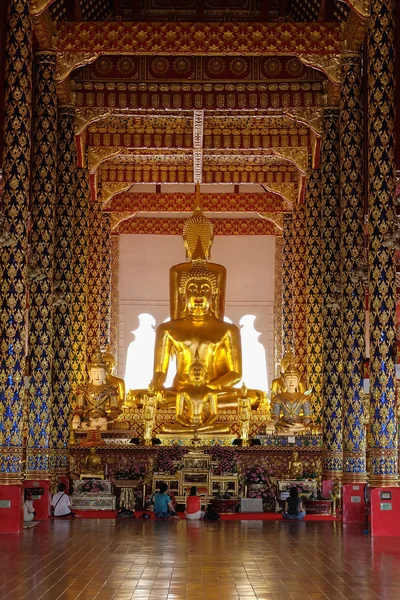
left=110, top=236, right=120, bottom=373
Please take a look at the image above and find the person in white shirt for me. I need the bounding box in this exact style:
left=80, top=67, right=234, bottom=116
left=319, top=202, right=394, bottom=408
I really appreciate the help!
left=23, top=493, right=35, bottom=523
left=51, top=483, right=75, bottom=517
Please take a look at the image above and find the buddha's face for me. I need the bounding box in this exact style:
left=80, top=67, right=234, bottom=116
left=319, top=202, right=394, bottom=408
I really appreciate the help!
left=90, top=367, right=106, bottom=386
left=284, top=374, right=299, bottom=393
left=184, top=278, right=212, bottom=316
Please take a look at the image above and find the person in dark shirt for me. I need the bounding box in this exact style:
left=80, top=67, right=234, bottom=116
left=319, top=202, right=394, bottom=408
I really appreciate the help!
left=282, top=486, right=306, bottom=520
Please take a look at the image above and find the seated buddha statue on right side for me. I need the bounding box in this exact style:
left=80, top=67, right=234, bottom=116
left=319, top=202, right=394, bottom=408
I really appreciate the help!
left=269, top=359, right=312, bottom=435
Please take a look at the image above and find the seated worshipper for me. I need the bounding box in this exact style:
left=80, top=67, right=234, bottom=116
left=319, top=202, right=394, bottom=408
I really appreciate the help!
left=186, top=486, right=205, bottom=520
left=23, top=492, right=35, bottom=523
left=154, top=482, right=180, bottom=519
left=282, top=486, right=306, bottom=521
left=51, top=483, right=75, bottom=518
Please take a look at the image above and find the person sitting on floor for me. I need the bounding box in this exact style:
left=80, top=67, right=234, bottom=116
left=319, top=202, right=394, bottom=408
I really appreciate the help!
left=282, top=486, right=306, bottom=521
left=185, top=486, right=204, bottom=521
left=154, top=482, right=179, bottom=519
left=51, top=483, right=76, bottom=518
left=23, top=492, right=35, bottom=523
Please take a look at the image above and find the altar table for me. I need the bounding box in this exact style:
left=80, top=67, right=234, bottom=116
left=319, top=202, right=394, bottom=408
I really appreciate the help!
left=210, top=498, right=238, bottom=514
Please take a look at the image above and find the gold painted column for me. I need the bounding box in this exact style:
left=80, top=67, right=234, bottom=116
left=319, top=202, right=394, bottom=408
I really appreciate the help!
left=27, top=51, right=57, bottom=476
left=321, top=108, right=343, bottom=479
left=274, top=236, right=283, bottom=377
left=0, top=0, right=32, bottom=482
left=99, top=213, right=112, bottom=350
left=70, top=167, right=90, bottom=402
left=291, top=201, right=307, bottom=381
left=52, top=106, right=77, bottom=475
left=282, top=214, right=294, bottom=355
left=340, top=52, right=366, bottom=483
left=86, top=200, right=104, bottom=361
left=305, top=168, right=323, bottom=424
left=367, top=0, right=397, bottom=486
left=110, top=235, right=120, bottom=372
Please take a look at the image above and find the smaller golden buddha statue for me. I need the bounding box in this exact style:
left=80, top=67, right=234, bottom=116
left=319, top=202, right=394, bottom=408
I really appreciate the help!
left=102, top=348, right=126, bottom=407
left=143, top=383, right=158, bottom=445
left=81, top=447, right=104, bottom=480
left=269, top=359, right=312, bottom=435
left=288, top=450, right=303, bottom=479
left=73, top=349, right=121, bottom=432
left=238, top=385, right=251, bottom=446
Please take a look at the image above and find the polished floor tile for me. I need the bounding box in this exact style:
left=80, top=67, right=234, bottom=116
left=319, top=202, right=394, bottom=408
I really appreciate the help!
left=1, top=520, right=400, bottom=599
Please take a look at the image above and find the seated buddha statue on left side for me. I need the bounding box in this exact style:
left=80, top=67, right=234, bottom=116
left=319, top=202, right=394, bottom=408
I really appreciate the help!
left=72, top=349, right=121, bottom=431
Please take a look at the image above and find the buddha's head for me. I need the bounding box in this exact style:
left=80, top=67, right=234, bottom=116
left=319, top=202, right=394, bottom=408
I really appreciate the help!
left=283, top=359, right=300, bottom=393
left=179, top=261, right=218, bottom=316
left=88, top=348, right=107, bottom=386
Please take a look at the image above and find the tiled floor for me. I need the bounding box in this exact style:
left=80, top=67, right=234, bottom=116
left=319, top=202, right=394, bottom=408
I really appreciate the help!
left=1, top=519, right=400, bottom=600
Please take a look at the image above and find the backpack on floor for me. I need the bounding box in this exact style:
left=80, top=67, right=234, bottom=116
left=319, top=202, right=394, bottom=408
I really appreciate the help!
left=117, top=507, right=135, bottom=518
left=204, top=508, right=220, bottom=521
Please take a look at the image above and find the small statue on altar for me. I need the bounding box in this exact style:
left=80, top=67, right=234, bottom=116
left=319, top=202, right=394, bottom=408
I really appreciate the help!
left=271, top=352, right=307, bottom=395
left=269, top=359, right=312, bottom=435
left=102, top=347, right=126, bottom=407
left=238, top=385, right=251, bottom=446
left=288, top=450, right=303, bottom=479
left=72, top=349, right=121, bottom=434
left=143, top=384, right=157, bottom=446
left=81, top=447, right=104, bottom=479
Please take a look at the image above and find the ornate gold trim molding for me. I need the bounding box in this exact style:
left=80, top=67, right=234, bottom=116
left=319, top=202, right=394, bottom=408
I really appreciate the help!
left=284, top=108, right=323, bottom=137
left=273, top=147, right=308, bottom=174
left=56, top=52, right=97, bottom=83
left=344, top=0, right=370, bottom=18
left=75, top=108, right=114, bottom=135
left=88, top=146, right=124, bottom=173
left=262, top=182, right=297, bottom=206
left=258, top=212, right=284, bottom=231
left=110, top=212, right=137, bottom=230
left=30, top=0, right=55, bottom=16
left=299, top=54, right=341, bottom=85
left=100, top=182, right=131, bottom=205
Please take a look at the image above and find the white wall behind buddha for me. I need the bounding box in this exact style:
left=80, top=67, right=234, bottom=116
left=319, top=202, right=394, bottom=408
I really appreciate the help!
left=118, top=234, right=276, bottom=390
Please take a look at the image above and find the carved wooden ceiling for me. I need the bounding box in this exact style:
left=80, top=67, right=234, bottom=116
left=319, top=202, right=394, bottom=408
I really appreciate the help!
left=30, top=0, right=368, bottom=234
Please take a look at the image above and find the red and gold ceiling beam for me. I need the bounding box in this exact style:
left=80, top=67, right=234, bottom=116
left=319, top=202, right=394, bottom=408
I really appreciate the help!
left=114, top=216, right=279, bottom=236
left=102, top=192, right=291, bottom=213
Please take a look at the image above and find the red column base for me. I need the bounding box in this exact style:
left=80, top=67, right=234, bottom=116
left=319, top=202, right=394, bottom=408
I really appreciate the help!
left=0, top=485, right=23, bottom=533
left=24, top=480, right=52, bottom=521
left=370, top=487, right=400, bottom=536
left=342, top=483, right=366, bottom=523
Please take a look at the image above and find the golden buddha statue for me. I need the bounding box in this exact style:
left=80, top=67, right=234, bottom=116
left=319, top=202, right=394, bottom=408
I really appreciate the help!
left=154, top=260, right=241, bottom=433
left=271, top=351, right=306, bottom=395
left=288, top=450, right=303, bottom=479
left=102, top=348, right=126, bottom=407
left=81, top=447, right=104, bottom=480
left=72, top=349, right=121, bottom=431
left=136, top=190, right=264, bottom=433
left=269, top=359, right=312, bottom=435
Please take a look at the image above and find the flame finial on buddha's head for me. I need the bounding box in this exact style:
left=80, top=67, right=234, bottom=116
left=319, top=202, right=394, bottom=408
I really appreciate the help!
left=182, top=183, right=214, bottom=261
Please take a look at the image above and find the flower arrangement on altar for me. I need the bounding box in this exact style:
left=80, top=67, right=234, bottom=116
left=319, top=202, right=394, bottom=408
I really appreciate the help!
left=76, top=480, right=107, bottom=494
left=244, top=465, right=273, bottom=485
left=207, top=446, right=237, bottom=474
left=156, top=446, right=187, bottom=474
